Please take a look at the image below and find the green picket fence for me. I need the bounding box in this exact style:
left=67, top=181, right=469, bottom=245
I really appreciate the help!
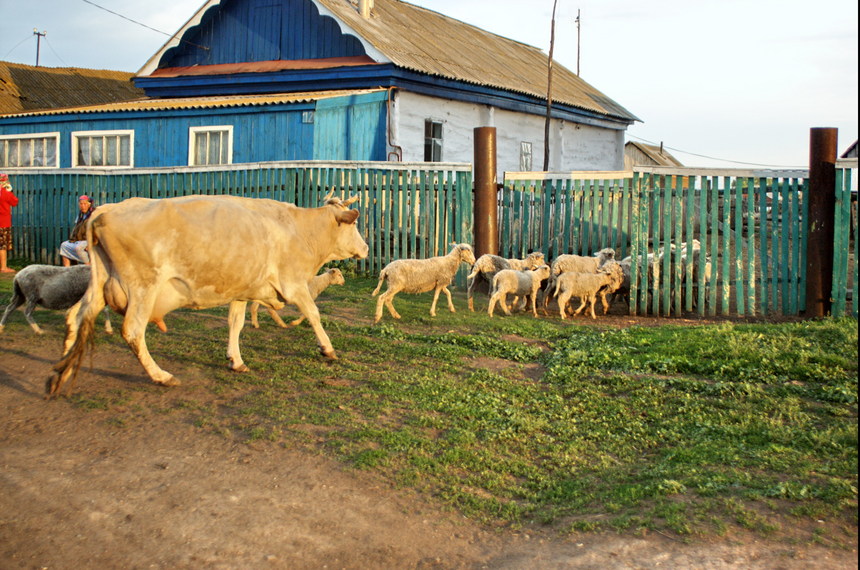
left=7, top=162, right=474, bottom=281
left=832, top=159, right=858, bottom=317
left=502, top=166, right=846, bottom=318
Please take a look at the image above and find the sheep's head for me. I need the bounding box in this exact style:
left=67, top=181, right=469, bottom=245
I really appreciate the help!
left=327, top=268, right=346, bottom=286
left=534, top=264, right=551, bottom=281
left=594, top=247, right=616, bottom=267
left=450, top=243, right=476, bottom=265
left=600, top=261, right=625, bottom=292
left=525, top=251, right=546, bottom=269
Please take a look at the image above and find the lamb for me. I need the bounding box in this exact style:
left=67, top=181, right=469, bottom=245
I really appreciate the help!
left=372, top=243, right=476, bottom=323
left=466, top=251, right=545, bottom=311
left=541, top=247, right=616, bottom=312
left=0, top=264, right=113, bottom=334
left=554, top=261, right=625, bottom=319
left=249, top=268, right=345, bottom=328
left=487, top=265, right=551, bottom=317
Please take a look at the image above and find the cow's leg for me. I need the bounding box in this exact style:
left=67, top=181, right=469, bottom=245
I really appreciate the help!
left=292, top=289, right=337, bottom=359
left=102, top=307, right=113, bottom=334
left=226, top=301, right=250, bottom=372
left=121, top=294, right=178, bottom=387
left=249, top=302, right=261, bottom=329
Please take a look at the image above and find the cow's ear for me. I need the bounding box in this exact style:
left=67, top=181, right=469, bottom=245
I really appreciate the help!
left=336, top=209, right=360, bottom=225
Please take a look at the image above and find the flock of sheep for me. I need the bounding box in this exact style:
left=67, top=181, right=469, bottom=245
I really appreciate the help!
left=0, top=240, right=710, bottom=335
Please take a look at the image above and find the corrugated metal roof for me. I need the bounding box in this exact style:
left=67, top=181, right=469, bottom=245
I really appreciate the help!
left=318, top=0, right=638, bottom=121
left=0, top=61, right=145, bottom=116
left=0, top=89, right=386, bottom=119
left=139, top=0, right=638, bottom=123
left=625, top=141, right=684, bottom=167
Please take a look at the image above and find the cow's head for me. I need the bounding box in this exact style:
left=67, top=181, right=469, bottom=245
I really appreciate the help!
left=324, top=193, right=369, bottom=261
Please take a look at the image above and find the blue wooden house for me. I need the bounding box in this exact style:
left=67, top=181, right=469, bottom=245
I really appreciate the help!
left=0, top=0, right=638, bottom=173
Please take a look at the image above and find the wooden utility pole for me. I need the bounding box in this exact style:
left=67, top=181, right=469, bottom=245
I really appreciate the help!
left=805, top=127, right=838, bottom=316
left=575, top=9, right=581, bottom=76
left=543, top=0, right=558, bottom=172
left=33, top=29, right=46, bottom=67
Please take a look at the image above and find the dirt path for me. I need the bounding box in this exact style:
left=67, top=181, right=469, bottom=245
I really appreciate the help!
left=1, top=316, right=857, bottom=569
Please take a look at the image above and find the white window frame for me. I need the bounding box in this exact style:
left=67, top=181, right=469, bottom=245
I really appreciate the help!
left=71, top=129, right=134, bottom=168
left=188, top=125, right=234, bottom=166
left=520, top=141, right=533, bottom=171
left=0, top=132, right=60, bottom=168
left=424, top=119, right=443, bottom=162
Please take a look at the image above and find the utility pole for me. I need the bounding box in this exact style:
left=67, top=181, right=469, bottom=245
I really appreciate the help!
left=575, top=9, right=581, bottom=76
left=33, top=29, right=47, bottom=67
left=543, top=0, right=558, bottom=172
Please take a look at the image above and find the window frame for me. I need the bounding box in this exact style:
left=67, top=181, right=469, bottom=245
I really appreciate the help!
left=188, top=125, right=234, bottom=167
left=519, top=141, right=533, bottom=172
left=424, top=119, right=443, bottom=162
left=0, top=132, right=61, bottom=168
left=71, top=129, right=134, bottom=168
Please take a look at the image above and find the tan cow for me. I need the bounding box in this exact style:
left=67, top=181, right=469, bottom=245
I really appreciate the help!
left=48, top=193, right=368, bottom=398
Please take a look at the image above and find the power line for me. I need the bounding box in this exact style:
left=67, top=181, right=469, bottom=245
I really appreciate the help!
left=80, top=0, right=209, bottom=51
left=3, top=34, right=35, bottom=59
left=43, top=36, right=71, bottom=68
left=627, top=133, right=806, bottom=169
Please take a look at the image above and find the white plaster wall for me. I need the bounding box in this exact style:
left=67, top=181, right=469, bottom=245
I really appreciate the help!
left=391, top=91, right=625, bottom=175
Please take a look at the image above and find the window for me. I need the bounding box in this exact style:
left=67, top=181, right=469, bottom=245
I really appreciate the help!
left=424, top=120, right=443, bottom=162
left=520, top=141, right=533, bottom=171
left=189, top=126, right=233, bottom=166
left=0, top=133, right=60, bottom=168
left=72, top=130, right=133, bottom=167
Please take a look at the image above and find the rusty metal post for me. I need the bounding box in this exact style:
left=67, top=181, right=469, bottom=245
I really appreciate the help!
left=473, top=127, right=498, bottom=257
left=804, top=127, right=838, bottom=316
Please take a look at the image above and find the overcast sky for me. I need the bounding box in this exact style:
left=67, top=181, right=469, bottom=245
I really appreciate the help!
left=1, top=0, right=857, bottom=168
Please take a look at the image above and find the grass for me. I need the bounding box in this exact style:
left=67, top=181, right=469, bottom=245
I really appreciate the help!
left=1, top=270, right=857, bottom=541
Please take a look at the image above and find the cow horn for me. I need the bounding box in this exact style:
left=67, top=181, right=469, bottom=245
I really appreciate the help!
left=323, top=188, right=337, bottom=203
left=343, top=195, right=360, bottom=207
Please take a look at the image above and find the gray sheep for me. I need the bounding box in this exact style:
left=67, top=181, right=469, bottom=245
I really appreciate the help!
left=0, top=264, right=113, bottom=334
left=372, top=243, right=476, bottom=323
left=554, top=261, right=624, bottom=319
left=542, top=248, right=616, bottom=312
left=487, top=265, right=551, bottom=317
left=466, top=251, right=545, bottom=311
left=249, top=268, right=345, bottom=328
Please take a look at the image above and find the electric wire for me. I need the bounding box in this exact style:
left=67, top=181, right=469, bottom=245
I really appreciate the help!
left=627, top=133, right=806, bottom=169
left=3, top=34, right=35, bottom=60
left=80, top=0, right=209, bottom=50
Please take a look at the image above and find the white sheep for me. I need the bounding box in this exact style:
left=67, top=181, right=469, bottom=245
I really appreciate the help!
left=372, top=243, right=476, bottom=323
left=487, top=265, right=551, bottom=318
left=249, top=268, right=345, bottom=328
left=466, top=251, right=545, bottom=311
left=0, top=264, right=113, bottom=334
left=554, top=261, right=625, bottom=319
left=541, top=248, right=616, bottom=312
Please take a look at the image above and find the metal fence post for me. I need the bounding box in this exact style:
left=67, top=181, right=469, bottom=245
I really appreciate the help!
left=473, top=127, right=498, bottom=257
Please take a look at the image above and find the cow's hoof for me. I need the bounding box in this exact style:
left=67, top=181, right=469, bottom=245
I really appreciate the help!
left=229, top=363, right=250, bottom=373
left=154, top=375, right=180, bottom=387
left=321, top=349, right=338, bottom=360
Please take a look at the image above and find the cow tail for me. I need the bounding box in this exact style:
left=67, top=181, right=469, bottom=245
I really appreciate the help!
left=46, top=215, right=107, bottom=399
left=371, top=269, right=387, bottom=297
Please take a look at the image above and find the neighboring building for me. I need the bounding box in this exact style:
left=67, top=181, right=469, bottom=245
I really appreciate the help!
left=623, top=141, right=683, bottom=169
left=841, top=140, right=857, bottom=159
left=0, top=0, right=638, bottom=174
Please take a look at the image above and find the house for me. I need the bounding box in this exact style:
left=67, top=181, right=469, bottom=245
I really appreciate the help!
left=841, top=140, right=857, bottom=159
left=0, top=0, right=638, bottom=174
left=623, top=141, right=683, bottom=169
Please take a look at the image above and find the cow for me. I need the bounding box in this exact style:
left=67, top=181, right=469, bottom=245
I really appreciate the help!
left=48, top=192, right=368, bottom=398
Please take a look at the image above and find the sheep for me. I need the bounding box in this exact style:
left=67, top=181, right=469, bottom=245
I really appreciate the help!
left=554, top=261, right=625, bottom=320
left=541, top=248, right=616, bottom=312
left=372, top=243, right=476, bottom=323
left=0, top=264, right=113, bottom=335
left=249, top=268, right=346, bottom=328
left=487, top=265, right=551, bottom=318
left=466, top=251, right=545, bottom=311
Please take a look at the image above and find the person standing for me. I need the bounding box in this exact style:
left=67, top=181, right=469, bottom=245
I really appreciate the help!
left=0, top=173, right=19, bottom=273
left=60, top=195, right=96, bottom=266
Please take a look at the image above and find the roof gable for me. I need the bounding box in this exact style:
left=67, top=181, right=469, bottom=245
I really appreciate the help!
left=0, top=61, right=144, bottom=116
left=137, top=0, right=637, bottom=123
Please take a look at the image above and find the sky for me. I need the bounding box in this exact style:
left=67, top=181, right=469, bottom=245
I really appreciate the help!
left=1, top=0, right=857, bottom=169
